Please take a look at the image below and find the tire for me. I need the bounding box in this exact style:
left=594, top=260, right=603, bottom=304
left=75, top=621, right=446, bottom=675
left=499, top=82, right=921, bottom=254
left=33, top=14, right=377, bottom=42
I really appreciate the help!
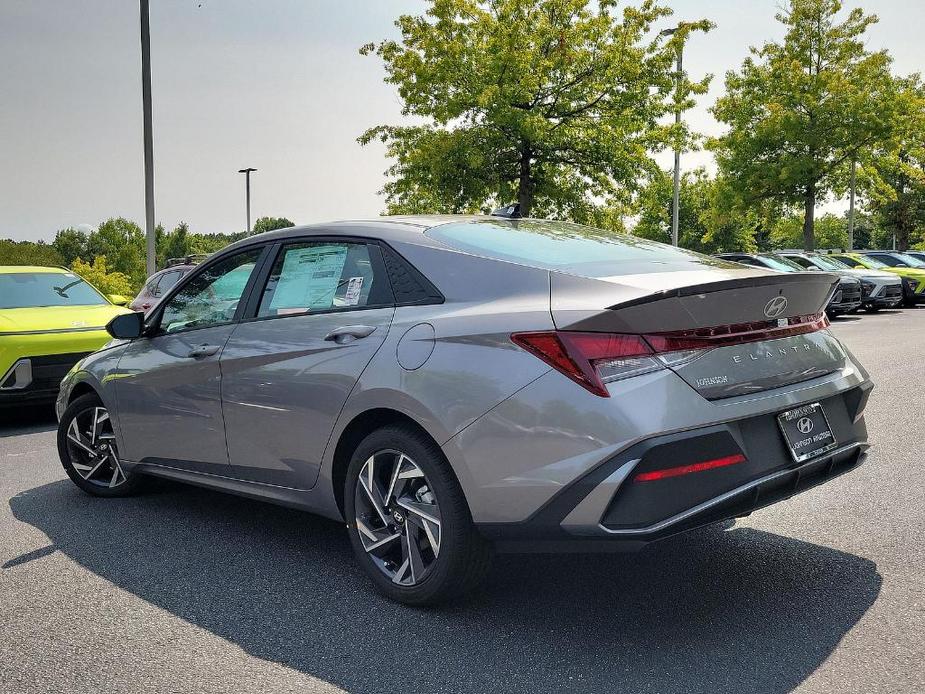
left=57, top=393, right=144, bottom=497
left=344, top=424, right=491, bottom=606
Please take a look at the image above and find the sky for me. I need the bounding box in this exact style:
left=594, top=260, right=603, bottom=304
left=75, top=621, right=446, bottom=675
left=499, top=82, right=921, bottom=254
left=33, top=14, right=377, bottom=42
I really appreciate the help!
left=2, top=0, right=925, bottom=242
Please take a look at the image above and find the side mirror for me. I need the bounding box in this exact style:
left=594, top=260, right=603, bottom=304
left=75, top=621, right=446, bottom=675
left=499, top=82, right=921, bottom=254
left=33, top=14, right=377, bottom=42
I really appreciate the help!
left=106, top=312, right=145, bottom=340
left=108, top=294, right=129, bottom=306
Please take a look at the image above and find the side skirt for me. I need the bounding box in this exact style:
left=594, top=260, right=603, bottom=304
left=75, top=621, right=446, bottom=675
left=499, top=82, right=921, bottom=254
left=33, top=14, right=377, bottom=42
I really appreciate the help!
left=129, top=461, right=344, bottom=521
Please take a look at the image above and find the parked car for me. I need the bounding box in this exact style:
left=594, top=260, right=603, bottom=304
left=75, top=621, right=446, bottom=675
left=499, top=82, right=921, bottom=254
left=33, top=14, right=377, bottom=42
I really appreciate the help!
left=827, top=251, right=925, bottom=307
left=129, top=256, right=205, bottom=312
left=778, top=251, right=903, bottom=312
left=0, top=266, right=131, bottom=406
left=56, top=217, right=872, bottom=605
left=714, top=252, right=862, bottom=316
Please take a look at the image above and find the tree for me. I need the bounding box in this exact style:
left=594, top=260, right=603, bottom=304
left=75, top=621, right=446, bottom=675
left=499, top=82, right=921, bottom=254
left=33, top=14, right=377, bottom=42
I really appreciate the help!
left=71, top=256, right=134, bottom=297
left=87, top=218, right=147, bottom=286
left=770, top=212, right=849, bottom=250
left=251, top=216, right=294, bottom=235
left=860, top=76, right=925, bottom=251
left=633, top=169, right=758, bottom=253
left=0, top=239, right=65, bottom=266
left=711, top=0, right=898, bottom=250
left=360, top=0, right=712, bottom=220
left=160, top=222, right=192, bottom=264
left=52, top=228, right=89, bottom=266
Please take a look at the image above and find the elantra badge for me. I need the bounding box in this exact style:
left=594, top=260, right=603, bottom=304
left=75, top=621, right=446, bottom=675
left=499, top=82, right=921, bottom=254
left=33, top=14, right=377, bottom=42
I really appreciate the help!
left=764, top=296, right=788, bottom=318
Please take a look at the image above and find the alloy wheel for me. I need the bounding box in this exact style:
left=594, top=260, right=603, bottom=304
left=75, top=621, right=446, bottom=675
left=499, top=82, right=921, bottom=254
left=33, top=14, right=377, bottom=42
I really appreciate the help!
left=65, top=406, right=127, bottom=489
left=353, top=449, right=442, bottom=586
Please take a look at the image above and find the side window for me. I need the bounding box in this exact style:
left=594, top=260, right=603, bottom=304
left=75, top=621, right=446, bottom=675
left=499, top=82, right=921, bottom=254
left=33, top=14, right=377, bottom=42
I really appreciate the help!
left=154, top=271, right=181, bottom=297
left=159, top=248, right=262, bottom=333
left=257, top=242, right=390, bottom=318
left=789, top=257, right=813, bottom=269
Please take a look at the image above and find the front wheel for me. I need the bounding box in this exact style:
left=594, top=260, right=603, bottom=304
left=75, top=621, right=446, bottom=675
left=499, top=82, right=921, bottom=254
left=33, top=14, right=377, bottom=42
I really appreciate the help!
left=344, top=425, right=491, bottom=606
left=57, top=393, right=143, bottom=497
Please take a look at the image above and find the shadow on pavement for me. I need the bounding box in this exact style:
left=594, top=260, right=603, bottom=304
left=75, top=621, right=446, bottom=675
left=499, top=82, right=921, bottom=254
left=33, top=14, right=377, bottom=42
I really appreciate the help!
left=8, top=480, right=881, bottom=694
left=0, top=405, right=57, bottom=438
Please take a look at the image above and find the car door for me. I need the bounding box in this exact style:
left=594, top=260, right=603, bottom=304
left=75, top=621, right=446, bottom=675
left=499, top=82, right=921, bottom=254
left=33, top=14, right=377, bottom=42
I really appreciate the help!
left=114, top=246, right=266, bottom=474
left=220, top=239, right=395, bottom=489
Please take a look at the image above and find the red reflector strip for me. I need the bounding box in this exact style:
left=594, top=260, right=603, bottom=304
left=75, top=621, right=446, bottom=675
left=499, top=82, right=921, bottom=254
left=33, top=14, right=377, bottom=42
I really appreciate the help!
left=643, top=313, right=829, bottom=352
left=633, top=453, right=746, bottom=482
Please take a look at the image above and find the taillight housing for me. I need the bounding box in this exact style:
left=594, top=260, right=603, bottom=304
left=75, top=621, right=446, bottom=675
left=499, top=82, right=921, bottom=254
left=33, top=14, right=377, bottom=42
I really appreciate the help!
left=512, top=312, right=829, bottom=397
left=511, top=332, right=658, bottom=397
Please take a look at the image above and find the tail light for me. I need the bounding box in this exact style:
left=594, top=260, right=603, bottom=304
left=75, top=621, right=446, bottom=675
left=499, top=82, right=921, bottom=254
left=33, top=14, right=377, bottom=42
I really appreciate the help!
left=512, top=312, right=829, bottom=397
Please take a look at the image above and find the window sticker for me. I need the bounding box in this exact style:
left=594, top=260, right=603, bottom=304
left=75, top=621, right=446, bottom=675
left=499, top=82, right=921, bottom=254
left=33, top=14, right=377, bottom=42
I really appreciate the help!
left=271, top=245, right=348, bottom=311
left=343, top=276, right=364, bottom=306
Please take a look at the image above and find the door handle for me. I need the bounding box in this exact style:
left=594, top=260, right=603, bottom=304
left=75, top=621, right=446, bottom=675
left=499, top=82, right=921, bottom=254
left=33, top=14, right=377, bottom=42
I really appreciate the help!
left=323, top=325, right=377, bottom=344
left=186, top=344, right=221, bottom=358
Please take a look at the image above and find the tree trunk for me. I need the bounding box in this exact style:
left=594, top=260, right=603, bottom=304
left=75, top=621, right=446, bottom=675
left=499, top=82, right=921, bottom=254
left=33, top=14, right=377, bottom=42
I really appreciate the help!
left=802, top=183, right=816, bottom=251
left=517, top=145, right=534, bottom=218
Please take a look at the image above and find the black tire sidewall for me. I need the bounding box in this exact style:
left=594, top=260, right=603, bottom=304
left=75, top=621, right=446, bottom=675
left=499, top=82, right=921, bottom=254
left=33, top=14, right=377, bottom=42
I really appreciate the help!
left=57, top=393, right=142, bottom=497
left=344, top=424, right=482, bottom=606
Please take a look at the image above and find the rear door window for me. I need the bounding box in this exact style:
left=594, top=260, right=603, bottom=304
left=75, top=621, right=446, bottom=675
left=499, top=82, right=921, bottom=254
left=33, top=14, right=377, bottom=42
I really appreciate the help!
left=257, top=241, right=392, bottom=318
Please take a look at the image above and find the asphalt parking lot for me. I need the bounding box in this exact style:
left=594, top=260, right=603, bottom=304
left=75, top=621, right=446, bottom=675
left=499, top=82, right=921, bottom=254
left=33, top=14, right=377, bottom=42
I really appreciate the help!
left=1, top=310, right=923, bottom=694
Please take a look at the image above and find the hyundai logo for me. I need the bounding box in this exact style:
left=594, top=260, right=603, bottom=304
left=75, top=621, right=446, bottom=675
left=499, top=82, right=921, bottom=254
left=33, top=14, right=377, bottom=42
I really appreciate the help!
left=764, top=296, right=789, bottom=318
left=797, top=417, right=814, bottom=434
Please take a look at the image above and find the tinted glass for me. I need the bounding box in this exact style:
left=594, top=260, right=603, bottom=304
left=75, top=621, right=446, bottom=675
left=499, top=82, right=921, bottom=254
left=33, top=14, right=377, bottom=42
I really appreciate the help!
left=869, top=254, right=901, bottom=266
left=756, top=255, right=804, bottom=272
left=0, top=272, right=107, bottom=309
left=426, top=220, right=733, bottom=277
left=154, top=270, right=182, bottom=296
left=159, top=249, right=261, bottom=333
left=785, top=256, right=815, bottom=269
left=810, top=255, right=849, bottom=271
left=893, top=253, right=925, bottom=267
left=258, top=242, right=383, bottom=318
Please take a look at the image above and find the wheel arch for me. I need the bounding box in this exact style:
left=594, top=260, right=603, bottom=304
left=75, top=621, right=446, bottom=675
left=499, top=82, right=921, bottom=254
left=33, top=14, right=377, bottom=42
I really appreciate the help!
left=330, top=408, right=447, bottom=519
left=67, top=381, right=99, bottom=404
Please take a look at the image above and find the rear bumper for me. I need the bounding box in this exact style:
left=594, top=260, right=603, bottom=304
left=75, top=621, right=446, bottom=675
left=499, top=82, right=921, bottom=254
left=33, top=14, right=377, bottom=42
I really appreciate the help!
left=477, top=383, right=871, bottom=552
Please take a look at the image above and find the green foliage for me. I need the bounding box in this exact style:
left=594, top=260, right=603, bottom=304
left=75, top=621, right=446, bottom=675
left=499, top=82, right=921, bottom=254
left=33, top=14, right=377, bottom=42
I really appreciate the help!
left=360, top=0, right=712, bottom=220
left=770, top=213, right=849, bottom=250
left=633, top=169, right=758, bottom=253
left=86, top=217, right=147, bottom=288
left=711, top=0, right=899, bottom=250
left=52, top=228, right=89, bottom=266
left=0, top=239, right=65, bottom=266
left=252, top=216, right=295, bottom=235
left=858, top=76, right=925, bottom=250
left=71, top=256, right=134, bottom=297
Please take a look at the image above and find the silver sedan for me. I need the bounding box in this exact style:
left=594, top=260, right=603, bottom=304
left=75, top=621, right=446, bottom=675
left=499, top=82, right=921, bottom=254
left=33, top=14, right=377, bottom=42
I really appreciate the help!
left=56, top=216, right=872, bottom=605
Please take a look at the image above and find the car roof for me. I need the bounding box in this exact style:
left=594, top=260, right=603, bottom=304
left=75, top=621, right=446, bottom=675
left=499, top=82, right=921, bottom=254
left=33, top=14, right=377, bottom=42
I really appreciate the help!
left=0, top=265, right=69, bottom=274
left=218, top=215, right=509, bottom=253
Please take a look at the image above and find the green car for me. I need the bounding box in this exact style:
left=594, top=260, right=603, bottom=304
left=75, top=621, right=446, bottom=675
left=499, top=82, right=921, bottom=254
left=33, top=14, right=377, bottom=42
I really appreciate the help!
left=0, top=266, right=131, bottom=406
left=828, top=252, right=925, bottom=307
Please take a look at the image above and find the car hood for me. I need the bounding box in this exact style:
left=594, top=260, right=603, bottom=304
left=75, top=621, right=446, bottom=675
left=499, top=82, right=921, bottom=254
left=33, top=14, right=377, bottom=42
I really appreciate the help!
left=884, top=267, right=925, bottom=280
left=0, top=304, right=130, bottom=334
left=838, top=268, right=901, bottom=282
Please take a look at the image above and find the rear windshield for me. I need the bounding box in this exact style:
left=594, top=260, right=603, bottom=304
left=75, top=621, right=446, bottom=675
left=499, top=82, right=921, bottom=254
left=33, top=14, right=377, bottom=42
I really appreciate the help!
left=425, top=220, right=731, bottom=277
left=0, top=272, right=107, bottom=309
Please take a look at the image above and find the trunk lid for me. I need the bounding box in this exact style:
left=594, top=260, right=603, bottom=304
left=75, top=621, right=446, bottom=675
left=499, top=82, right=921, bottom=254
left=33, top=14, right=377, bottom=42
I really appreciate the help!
left=550, top=269, right=844, bottom=399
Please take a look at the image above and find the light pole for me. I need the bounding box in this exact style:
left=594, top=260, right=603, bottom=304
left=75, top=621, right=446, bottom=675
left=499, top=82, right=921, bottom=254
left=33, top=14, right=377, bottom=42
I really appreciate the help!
left=140, top=0, right=156, bottom=275
left=660, top=24, right=686, bottom=247
left=238, top=167, right=257, bottom=234
left=847, top=158, right=857, bottom=250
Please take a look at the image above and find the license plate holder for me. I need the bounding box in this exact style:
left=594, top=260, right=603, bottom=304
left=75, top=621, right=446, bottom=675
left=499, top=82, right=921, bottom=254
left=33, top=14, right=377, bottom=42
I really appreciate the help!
left=777, top=402, right=838, bottom=463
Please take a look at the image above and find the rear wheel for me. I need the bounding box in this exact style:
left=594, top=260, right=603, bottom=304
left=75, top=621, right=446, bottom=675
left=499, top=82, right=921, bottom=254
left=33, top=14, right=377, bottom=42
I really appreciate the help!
left=344, top=425, right=491, bottom=606
left=57, top=393, right=143, bottom=497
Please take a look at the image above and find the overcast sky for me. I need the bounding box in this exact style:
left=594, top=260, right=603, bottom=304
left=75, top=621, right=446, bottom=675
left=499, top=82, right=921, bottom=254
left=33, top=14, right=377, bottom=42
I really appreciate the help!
left=3, top=0, right=925, bottom=242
